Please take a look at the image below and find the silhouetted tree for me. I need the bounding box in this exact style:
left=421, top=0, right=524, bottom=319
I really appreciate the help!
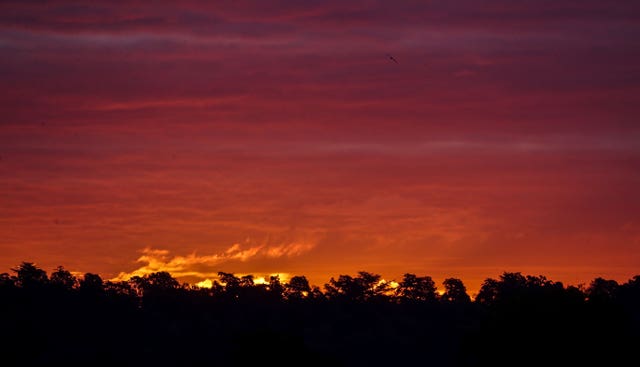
left=79, top=272, right=104, bottom=294
left=239, top=274, right=254, bottom=288
left=217, top=271, right=241, bottom=301
left=475, top=272, right=536, bottom=305
left=146, top=271, right=180, bottom=291
left=325, top=274, right=356, bottom=301
left=565, top=284, right=587, bottom=302
left=0, top=272, right=15, bottom=289
left=325, top=271, right=390, bottom=302
left=218, top=272, right=241, bottom=290
left=309, top=286, right=325, bottom=301
left=104, top=280, right=137, bottom=299
left=395, top=273, right=437, bottom=302
left=129, top=272, right=182, bottom=311
left=285, top=275, right=311, bottom=300
left=619, top=275, right=640, bottom=305
left=358, top=271, right=391, bottom=300
left=498, top=272, right=527, bottom=298
left=475, top=277, right=499, bottom=305
left=268, top=275, right=284, bottom=300
left=441, top=278, right=471, bottom=303
left=618, top=275, right=640, bottom=334
left=11, top=261, right=48, bottom=289
left=211, top=279, right=225, bottom=295
left=587, top=277, right=619, bottom=303
left=128, top=275, right=145, bottom=296
left=50, top=266, right=77, bottom=291
left=2, top=260, right=639, bottom=367
left=525, top=274, right=552, bottom=288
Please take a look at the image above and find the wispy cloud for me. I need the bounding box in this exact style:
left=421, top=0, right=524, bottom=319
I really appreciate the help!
left=265, top=242, right=315, bottom=258
left=111, top=242, right=315, bottom=282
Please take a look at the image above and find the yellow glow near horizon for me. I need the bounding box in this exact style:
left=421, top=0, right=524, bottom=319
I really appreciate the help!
left=195, top=279, right=213, bottom=288
left=193, top=273, right=291, bottom=289
left=251, top=273, right=291, bottom=285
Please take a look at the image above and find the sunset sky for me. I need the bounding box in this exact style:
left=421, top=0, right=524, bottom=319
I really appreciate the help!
left=1, top=1, right=639, bottom=294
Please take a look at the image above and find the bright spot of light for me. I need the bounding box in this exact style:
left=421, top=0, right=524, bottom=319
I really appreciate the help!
left=195, top=279, right=213, bottom=288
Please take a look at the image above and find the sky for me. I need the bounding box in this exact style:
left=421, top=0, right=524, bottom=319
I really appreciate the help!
left=1, top=0, right=639, bottom=294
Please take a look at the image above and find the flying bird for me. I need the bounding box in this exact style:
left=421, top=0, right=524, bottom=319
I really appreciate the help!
left=386, top=54, right=398, bottom=64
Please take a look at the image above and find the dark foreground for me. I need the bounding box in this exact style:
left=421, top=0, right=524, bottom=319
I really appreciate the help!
left=1, top=263, right=639, bottom=366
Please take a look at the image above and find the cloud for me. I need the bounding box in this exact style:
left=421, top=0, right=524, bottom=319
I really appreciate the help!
left=265, top=242, right=315, bottom=258
left=111, top=242, right=315, bottom=282
left=2, top=1, right=637, bottom=37
left=1, top=0, right=638, bottom=297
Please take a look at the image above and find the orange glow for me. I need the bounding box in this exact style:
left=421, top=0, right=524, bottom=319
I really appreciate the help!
left=0, top=1, right=638, bottom=296
left=192, top=273, right=290, bottom=289
left=195, top=279, right=213, bottom=288
left=110, top=246, right=308, bottom=285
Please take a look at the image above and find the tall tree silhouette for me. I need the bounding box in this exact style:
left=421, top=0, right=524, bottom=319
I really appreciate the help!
left=587, top=277, right=619, bottom=303
left=441, top=277, right=471, bottom=303
left=285, top=275, right=311, bottom=300
left=268, top=275, right=284, bottom=300
left=0, top=272, right=13, bottom=285
left=395, top=273, right=437, bottom=302
left=475, top=277, right=499, bottom=305
left=11, top=262, right=48, bottom=289
left=79, top=273, right=104, bottom=295
left=50, top=266, right=77, bottom=291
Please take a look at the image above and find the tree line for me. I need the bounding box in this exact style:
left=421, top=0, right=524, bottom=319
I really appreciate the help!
left=1, top=261, right=639, bottom=366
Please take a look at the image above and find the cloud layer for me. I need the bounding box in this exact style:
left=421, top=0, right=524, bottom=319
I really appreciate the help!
left=112, top=242, right=314, bottom=284
left=1, top=1, right=639, bottom=293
